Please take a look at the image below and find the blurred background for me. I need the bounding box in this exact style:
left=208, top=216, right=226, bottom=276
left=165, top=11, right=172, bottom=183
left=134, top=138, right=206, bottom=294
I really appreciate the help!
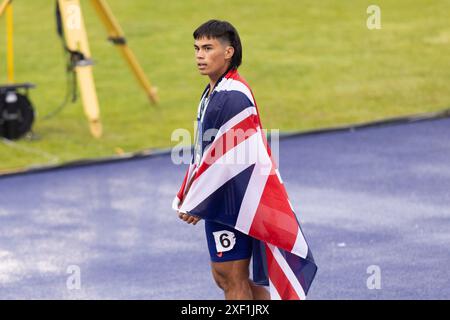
left=1, top=0, right=449, bottom=172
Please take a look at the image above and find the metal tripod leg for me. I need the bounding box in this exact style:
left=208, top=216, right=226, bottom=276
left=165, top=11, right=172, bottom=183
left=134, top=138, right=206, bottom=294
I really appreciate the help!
left=0, top=0, right=12, bottom=17
left=90, top=0, right=158, bottom=104
left=1, top=0, right=14, bottom=83
left=57, top=0, right=102, bottom=138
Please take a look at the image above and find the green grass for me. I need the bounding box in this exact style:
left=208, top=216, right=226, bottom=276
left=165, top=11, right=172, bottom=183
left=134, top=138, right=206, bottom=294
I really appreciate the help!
left=1, top=0, right=449, bottom=172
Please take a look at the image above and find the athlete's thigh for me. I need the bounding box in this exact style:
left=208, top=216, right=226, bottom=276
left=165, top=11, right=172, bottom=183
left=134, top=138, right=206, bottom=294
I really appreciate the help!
left=211, top=258, right=251, bottom=283
left=204, top=220, right=253, bottom=262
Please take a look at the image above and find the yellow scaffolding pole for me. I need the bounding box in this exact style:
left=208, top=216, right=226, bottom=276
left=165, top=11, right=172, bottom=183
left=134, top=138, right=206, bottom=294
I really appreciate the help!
left=90, top=0, right=158, bottom=104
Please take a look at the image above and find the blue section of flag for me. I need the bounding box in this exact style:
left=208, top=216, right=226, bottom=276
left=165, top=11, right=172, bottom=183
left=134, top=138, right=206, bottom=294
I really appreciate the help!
left=252, top=239, right=270, bottom=286
left=282, top=249, right=317, bottom=294
left=189, top=164, right=256, bottom=228
left=200, top=90, right=254, bottom=153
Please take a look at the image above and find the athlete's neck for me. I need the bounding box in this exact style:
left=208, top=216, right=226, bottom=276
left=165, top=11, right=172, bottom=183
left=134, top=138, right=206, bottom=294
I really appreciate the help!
left=207, top=64, right=231, bottom=97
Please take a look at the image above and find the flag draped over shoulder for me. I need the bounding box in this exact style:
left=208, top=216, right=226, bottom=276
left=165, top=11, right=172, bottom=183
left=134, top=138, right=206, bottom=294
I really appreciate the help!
left=172, top=69, right=317, bottom=300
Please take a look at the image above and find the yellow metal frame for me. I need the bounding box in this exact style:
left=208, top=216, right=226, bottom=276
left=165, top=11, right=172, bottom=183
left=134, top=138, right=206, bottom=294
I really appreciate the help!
left=0, top=0, right=11, bottom=17
left=2, top=0, right=158, bottom=138
left=58, top=0, right=102, bottom=138
left=90, top=0, right=158, bottom=104
left=1, top=0, right=14, bottom=83
left=58, top=0, right=158, bottom=138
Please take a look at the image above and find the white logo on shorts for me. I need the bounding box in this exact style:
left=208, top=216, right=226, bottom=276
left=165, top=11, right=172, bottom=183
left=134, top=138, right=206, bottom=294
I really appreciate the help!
left=212, top=230, right=236, bottom=253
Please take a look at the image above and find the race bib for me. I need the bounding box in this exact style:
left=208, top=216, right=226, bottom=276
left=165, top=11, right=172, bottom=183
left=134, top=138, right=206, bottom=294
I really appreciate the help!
left=212, top=230, right=236, bottom=253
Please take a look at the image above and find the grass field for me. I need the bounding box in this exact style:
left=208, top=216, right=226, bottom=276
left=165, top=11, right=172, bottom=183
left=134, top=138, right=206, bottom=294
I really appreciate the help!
left=1, top=0, right=449, bottom=172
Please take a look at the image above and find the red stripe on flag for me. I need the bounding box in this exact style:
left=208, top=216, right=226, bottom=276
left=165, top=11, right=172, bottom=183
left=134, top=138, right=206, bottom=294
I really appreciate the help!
left=225, top=69, right=251, bottom=90
left=194, top=114, right=259, bottom=179
left=176, top=167, right=190, bottom=201
left=225, top=70, right=263, bottom=128
left=265, top=244, right=300, bottom=300
left=249, top=173, right=299, bottom=252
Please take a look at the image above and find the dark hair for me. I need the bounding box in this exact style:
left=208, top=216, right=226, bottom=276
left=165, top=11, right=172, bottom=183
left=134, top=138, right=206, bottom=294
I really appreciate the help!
left=193, top=19, right=242, bottom=69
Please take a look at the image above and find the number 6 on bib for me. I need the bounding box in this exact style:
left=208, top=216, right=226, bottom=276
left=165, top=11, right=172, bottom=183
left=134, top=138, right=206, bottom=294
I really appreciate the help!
left=213, top=231, right=236, bottom=253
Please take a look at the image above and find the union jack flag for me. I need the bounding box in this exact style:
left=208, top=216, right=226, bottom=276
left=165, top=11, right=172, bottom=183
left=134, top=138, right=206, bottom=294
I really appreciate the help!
left=173, top=69, right=317, bottom=299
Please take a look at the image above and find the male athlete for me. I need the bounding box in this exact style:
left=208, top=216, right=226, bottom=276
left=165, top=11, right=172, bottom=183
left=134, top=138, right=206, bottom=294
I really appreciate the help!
left=176, top=20, right=270, bottom=300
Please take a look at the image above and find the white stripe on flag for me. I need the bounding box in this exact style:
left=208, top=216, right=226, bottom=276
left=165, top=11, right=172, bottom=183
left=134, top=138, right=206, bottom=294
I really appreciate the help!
left=235, top=131, right=271, bottom=234
left=269, top=279, right=281, bottom=300
left=212, top=107, right=258, bottom=144
left=287, top=199, right=295, bottom=213
left=179, top=133, right=260, bottom=212
left=216, top=78, right=255, bottom=105
left=172, top=196, right=182, bottom=211
left=269, top=244, right=306, bottom=300
left=292, top=227, right=309, bottom=259
left=275, top=168, right=283, bottom=184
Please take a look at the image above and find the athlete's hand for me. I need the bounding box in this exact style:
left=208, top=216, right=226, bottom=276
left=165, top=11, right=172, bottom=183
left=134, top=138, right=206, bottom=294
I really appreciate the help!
left=178, top=211, right=201, bottom=225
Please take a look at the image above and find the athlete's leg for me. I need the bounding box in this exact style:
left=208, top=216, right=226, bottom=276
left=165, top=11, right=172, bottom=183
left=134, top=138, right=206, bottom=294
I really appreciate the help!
left=206, top=221, right=270, bottom=299
left=249, top=280, right=270, bottom=300
left=210, top=260, right=270, bottom=300
left=211, top=258, right=253, bottom=300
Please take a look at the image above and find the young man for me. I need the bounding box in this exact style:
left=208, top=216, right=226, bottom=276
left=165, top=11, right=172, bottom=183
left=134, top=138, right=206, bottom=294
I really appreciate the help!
left=176, top=20, right=270, bottom=300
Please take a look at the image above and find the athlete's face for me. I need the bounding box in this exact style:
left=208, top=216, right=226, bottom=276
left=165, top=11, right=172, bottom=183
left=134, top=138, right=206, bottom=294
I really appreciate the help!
left=194, top=37, right=234, bottom=78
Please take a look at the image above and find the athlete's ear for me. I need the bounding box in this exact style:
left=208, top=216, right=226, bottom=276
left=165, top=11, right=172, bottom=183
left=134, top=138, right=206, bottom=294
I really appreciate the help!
left=225, top=46, right=234, bottom=60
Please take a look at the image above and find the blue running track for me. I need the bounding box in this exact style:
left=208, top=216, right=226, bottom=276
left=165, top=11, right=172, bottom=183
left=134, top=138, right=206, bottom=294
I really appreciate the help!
left=0, top=118, right=449, bottom=299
